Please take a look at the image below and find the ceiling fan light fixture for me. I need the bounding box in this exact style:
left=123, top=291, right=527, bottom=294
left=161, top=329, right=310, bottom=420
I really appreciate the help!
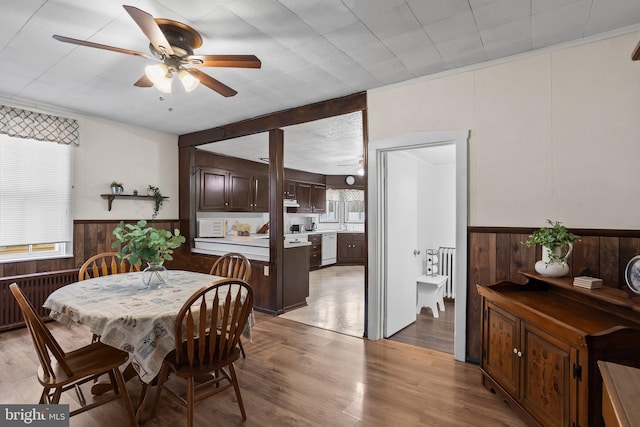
left=144, top=63, right=169, bottom=84
left=154, top=76, right=173, bottom=93
left=178, top=69, right=199, bottom=92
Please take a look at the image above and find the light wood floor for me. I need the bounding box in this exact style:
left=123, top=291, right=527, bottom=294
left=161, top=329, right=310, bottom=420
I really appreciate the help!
left=280, top=265, right=365, bottom=337
left=0, top=314, right=525, bottom=426
left=280, top=265, right=454, bottom=354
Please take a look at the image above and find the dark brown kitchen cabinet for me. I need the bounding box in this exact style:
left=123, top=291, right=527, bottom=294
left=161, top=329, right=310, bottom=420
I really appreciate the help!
left=337, top=232, right=364, bottom=264
left=296, top=182, right=326, bottom=213
left=228, top=173, right=252, bottom=211
left=253, top=174, right=269, bottom=211
left=199, top=167, right=268, bottom=212
left=284, top=180, right=297, bottom=200
left=308, top=234, right=322, bottom=270
left=312, top=184, right=326, bottom=212
left=199, top=168, right=228, bottom=211
left=477, top=272, right=640, bottom=427
left=283, top=244, right=310, bottom=311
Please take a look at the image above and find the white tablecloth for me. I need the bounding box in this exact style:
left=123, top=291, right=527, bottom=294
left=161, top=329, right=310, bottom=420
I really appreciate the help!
left=43, top=270, right=252, bottom=383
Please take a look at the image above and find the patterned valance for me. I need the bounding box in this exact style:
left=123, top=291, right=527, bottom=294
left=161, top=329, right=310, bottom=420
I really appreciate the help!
left=344, top=189, right=364, bottom=202
left=0, top=105, right=79, bottom=146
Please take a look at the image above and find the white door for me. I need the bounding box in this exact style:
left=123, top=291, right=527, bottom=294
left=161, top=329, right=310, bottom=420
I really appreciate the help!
left=383, top=151, right=421, bottom=337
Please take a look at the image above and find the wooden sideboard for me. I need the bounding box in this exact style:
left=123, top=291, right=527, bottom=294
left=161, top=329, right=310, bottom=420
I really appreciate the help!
left=477, top=273, right=640, bottom=427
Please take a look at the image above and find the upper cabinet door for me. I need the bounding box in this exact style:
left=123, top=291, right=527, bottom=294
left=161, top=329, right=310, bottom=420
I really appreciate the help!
left=228, top=173, right=253, bottom=212
left=199, top=168, right=228, bottom=211
left=285, top=180, right=297, bottom=200
left=296, top=182, right=313, bottom=213
left=253, top=175, right=269, bottom=212
left=312, top=184, right=326, bottom=213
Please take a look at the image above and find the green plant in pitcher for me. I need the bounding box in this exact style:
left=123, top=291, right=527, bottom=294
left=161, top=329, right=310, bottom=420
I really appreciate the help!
left=523, top=220, right=579, bottom=263
left=112, top=219, right=185, bottom=266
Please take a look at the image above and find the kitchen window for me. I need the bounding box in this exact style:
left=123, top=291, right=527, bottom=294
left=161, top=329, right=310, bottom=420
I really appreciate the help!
left=319, top=189, right=364, bottom=224
left=321, top=189, right=340, bottom=222
left=343, top=189, right=365, bottom=223
left=0, top=134, right=73, bottom=262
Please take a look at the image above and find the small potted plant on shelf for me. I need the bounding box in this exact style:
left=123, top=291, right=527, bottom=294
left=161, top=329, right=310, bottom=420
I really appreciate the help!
left=112, top=219, right=186, bottom=288
left=110, top=181, right=124, bottom=195
left=523, top=220, right=580, bottom=277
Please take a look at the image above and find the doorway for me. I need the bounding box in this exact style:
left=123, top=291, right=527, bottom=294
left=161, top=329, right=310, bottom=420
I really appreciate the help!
left=367, top=130, right=469, bottom=361
left=384, top=146, right=456, bottom=353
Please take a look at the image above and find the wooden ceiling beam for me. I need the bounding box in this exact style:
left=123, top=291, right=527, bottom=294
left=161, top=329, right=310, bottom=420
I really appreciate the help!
left=178, top=92, right=366, bottom=147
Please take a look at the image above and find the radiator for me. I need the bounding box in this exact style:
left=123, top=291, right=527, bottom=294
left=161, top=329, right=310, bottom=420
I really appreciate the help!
left=438, top=247, right=456, bottom=299
left=0, top=269, right=78, bottom=331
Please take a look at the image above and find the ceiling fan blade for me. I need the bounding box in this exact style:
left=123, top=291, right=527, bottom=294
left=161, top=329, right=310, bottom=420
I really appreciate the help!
left=134, top=75, right=153, bottom=87
left=52, top=35, right=151, bottom=59
left=123, top=5, right=174, bottom=56
left=190, top=69, right=237, bottom=97
left=187, top=55, right=262, bottom=68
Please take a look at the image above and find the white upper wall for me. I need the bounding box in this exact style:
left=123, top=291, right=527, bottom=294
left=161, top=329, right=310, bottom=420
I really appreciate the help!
left=368, top=30, right=640, bottom=229
left=74, top=116, right=178, bottom=220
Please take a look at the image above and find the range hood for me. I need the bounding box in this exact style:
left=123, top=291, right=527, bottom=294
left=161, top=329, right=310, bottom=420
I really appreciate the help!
left=284, top=199, right=300, bottom=207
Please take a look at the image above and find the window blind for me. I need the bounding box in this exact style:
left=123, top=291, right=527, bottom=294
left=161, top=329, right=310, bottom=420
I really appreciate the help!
left=0, top=135, right=73, bottom=246
left=326, top=189, right=341, bottom=202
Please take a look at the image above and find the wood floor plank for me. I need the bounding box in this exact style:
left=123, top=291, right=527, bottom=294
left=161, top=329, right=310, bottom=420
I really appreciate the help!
left=0, top=311, right=525, bottom=426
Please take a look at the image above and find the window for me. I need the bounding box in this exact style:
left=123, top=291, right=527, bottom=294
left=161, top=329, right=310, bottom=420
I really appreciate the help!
left=343, top=189, right=365, bottom=223
left=0, top=134, right=73, bottom=262
left=320, top=189, right=340, bottom=222
left=319, top=189, right=365, bottom=224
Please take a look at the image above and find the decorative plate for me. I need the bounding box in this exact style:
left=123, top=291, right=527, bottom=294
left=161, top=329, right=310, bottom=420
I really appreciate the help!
left=624, top=255, right=640, bottom=294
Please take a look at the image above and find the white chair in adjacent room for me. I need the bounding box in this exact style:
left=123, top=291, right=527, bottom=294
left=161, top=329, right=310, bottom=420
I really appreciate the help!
left=416, top=274, right=448, bottom=318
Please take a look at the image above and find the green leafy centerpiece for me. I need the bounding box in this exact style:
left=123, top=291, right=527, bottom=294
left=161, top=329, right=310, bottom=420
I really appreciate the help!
left=524, top=220, right=579, bottom=277
left=112, top=219, right=186, bottom=288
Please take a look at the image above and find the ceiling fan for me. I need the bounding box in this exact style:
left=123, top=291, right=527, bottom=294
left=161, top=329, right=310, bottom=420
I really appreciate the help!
left=338, top=157, right=364, bottom=175
left=52, top=5, right=261, bottom=97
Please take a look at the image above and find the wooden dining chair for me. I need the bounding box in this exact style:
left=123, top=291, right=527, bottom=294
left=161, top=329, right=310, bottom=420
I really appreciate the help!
left=78, top=251, right=140, bottom=281
left=209, top=252, right=252, bottom=358
left=9, top=283, right=138, bottom=427
left=149, top=279, right=254, bottom=427
left=209, top=252, right=252, bottom=282
left=79, top=251, right=141, bottom=345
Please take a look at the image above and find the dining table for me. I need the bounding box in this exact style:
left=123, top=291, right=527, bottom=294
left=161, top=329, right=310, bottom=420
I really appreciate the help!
left=43, top=269, right=253, bottom=385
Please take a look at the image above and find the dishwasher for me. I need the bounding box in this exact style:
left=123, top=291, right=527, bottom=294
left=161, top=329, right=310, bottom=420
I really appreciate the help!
left=321, top=232, right=337, bottom=266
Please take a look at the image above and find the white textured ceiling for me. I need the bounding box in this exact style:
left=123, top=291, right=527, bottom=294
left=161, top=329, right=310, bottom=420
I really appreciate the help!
left=2, top=1, right=640, bottom=174
left=199, top=111, right=366, bottom=175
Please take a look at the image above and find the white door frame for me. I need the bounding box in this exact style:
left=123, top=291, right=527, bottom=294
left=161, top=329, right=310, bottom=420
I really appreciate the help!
left=366, top=130, right=469, bottom=361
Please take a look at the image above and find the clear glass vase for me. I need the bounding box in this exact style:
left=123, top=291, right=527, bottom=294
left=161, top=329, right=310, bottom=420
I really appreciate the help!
left=142, top=261, right=168, bottom=289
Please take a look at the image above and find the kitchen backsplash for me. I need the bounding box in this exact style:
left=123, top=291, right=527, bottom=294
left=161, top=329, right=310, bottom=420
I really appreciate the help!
left=197, top=212, right=268, bottom=235
left=196, top=211, right=362, bottom=235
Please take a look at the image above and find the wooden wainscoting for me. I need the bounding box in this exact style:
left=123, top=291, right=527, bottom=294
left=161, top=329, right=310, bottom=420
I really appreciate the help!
left=467, top=226, right=640, bottom=362
left=0, top=219, right=181, bottom=278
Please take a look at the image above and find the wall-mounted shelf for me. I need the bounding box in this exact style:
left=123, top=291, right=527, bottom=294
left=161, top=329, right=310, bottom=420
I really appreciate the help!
left=100, top=194, right=169, bottom=211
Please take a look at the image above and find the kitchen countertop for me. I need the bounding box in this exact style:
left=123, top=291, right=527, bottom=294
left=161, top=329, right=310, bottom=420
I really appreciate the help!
left=193, top=235, right=311, bottom=262
left=284, top=229, right=363, bottom=239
